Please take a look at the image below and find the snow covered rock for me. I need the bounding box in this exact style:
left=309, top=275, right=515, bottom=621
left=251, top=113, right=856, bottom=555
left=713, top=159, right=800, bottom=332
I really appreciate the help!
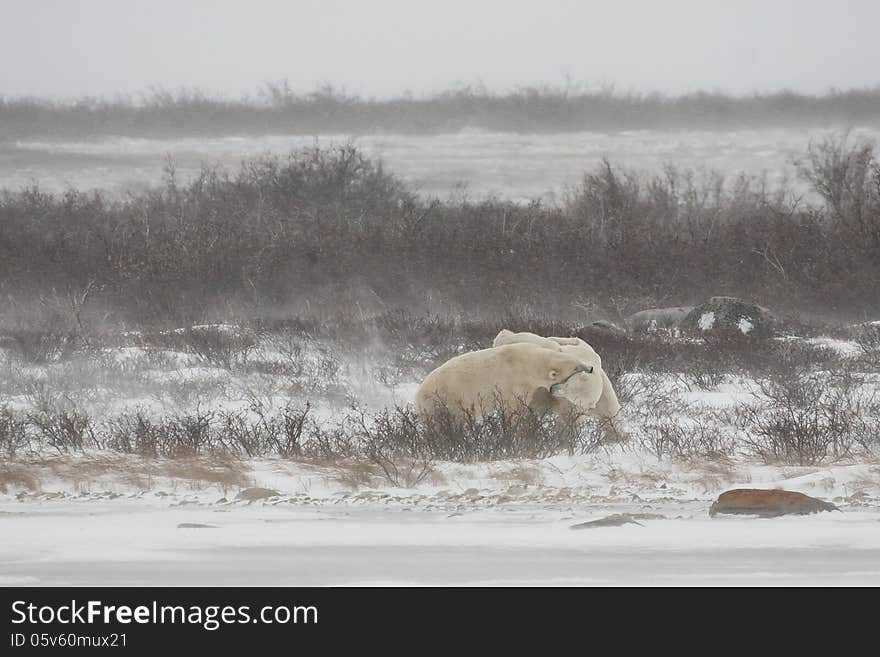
left=709, top=489, right=839, bottom=517
left=681, top=296, right=775, bottom=339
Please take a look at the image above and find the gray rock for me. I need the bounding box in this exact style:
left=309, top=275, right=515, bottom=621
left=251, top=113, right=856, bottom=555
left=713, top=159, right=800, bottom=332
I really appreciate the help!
left=681, top=296, right=776, bottom=338
left=236, top=487, right=280, bottom=501
left=570, top=513, right=645, bottom=529
left=587, top=320, right=628, bottom=336
left=626, top=307, right=694, bottom=333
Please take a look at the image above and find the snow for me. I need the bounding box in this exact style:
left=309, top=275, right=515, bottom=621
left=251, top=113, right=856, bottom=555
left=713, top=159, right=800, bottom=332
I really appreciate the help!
left=2, top=445, right=878, bottom=585
left=805, top=336, right=863, bottom=357
left=737, top=317, right=754, bottom=334
left=774, top=334, right=865, bottom=357
left=6, top=126, right=880, bottom=201
left=2, top=323, right=878, bottom=585
left=698, top=312, right=716, bottom=331
left=1, top=495, right=878, bottom=586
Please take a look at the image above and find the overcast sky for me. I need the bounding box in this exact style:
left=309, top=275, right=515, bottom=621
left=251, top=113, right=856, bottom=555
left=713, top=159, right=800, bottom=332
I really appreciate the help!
left=1, top=0, right=878, bottom=99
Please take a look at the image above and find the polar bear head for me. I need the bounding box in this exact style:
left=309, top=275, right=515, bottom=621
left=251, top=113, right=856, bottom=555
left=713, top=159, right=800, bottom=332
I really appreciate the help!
left=548, top=368, right=603, bottom=411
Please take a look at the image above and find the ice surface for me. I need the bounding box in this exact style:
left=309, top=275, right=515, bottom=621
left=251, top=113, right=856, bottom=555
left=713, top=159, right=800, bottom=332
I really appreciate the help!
left=1, top=497, right=878, bottom=586
left=2, top=447, right=878, bottom=586
left=5, top=127, right=879, bottom=201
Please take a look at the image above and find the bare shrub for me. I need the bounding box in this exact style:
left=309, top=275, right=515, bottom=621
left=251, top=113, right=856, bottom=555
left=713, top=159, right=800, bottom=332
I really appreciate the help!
left=107, top=408, right=216, bottom=458
left=162, top=408, right=216, bottom=457
left=420, top=395, right=606, bottom=462
left=300, top=420, right=358, bottom=461
left=274, top=403, right=311, bottom=458
left=28, top=408, right=95, bottom=453
left=140, top=327, right=256, bottom=369
left=614, top=370, right=676, bottom=408
left=638, top=412, right=737, bottom=461
left=0, top=407, right=29, bottom=458
left=4, top=330, right=82, bottom=365
left=353, top=408, right=433, bottom=487
left=854, top=324, right=880, bottom=366
left=735, top=370, right=871, bottom=465
left=2, top=143, right=879, bottom=331
left=217, top=400, right=311, bottom=458
left=105, top=412, right=166, bottom=457
left=675, top=359, right=726, bottom=391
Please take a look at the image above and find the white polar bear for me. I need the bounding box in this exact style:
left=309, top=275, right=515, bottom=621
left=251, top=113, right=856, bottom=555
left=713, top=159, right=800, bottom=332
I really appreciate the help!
left=492, top=329, right=623, bottom=437
left=414, top=343, right=595, bottom=421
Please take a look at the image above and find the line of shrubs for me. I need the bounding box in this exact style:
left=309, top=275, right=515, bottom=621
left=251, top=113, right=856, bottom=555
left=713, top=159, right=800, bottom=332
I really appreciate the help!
left=0, top=135, right=878, bottom=331
left=3, top=85, right=880, bottom=139
left=3, top=364, right=878, bottom=468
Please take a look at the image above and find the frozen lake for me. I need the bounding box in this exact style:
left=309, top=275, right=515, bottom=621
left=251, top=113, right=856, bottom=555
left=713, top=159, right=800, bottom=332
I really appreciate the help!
left=3, top=501, right=879, bottom=586
left=3, top=126, right=878, bottom=201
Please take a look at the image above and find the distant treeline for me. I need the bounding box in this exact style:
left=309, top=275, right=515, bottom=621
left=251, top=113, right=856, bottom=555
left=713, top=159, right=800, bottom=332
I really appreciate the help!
left=0, top=134, right=877, bottom=330
left=3, top=85, right=880, bottom=140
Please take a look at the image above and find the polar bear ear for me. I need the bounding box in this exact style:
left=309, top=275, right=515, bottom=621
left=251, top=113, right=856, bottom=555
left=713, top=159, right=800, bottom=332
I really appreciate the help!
left=549, top=369, right=558, bottom=380
left=493, top=329, right=513, bottom=347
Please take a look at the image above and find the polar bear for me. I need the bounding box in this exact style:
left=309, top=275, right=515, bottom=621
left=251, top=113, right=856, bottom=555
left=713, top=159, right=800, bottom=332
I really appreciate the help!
left=492, top=329, right=623, bottom=436
left=414, top=343, right=595, bottom=421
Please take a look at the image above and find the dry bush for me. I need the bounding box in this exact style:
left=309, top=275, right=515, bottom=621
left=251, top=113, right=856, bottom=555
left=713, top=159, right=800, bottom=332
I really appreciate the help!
left=0, top=407, right=29, bottom=458
left=638, top=413, right=738, bottom=462
left=854, top=324, right=880, bottom=366
left=735, top=370, right=874, bottom=465
left=3, top=330, right=82, bottom=365
left=217, top=401, right=310, bottom=458
left=614, top=370, right=677, bottom=408
left=105, top=412, right=167, bottom=457
left=417, top=396, right=607, bottom=461
left=104, top=408, right=216, bottom=458
left=138, top=327, right=256, bottom=369
left=351, top=407, right=433, bottom=486
left=2, top=142, right=879, bottom=330
left=28, top=408, right=96, bottom=453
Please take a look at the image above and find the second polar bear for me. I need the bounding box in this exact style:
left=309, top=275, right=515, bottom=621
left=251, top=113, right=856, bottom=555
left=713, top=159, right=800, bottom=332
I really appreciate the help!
left=493, top=329, right=622, bottom=434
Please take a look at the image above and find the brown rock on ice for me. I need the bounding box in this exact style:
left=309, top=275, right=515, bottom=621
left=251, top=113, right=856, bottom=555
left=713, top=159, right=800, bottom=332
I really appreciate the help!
left=709, top=488, right=839, bottom=517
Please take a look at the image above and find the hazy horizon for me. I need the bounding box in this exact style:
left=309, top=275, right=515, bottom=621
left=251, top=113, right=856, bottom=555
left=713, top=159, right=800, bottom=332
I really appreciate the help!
left=2, top=0, right=879, bottom=100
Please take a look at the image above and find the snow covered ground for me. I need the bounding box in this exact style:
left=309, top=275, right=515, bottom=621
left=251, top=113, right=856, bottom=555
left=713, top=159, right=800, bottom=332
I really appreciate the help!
left=2, top=449, right=878, bottom=586
left=1, top=325, right=879, bottom=586
left=4, top=126, right=879, bottom=201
